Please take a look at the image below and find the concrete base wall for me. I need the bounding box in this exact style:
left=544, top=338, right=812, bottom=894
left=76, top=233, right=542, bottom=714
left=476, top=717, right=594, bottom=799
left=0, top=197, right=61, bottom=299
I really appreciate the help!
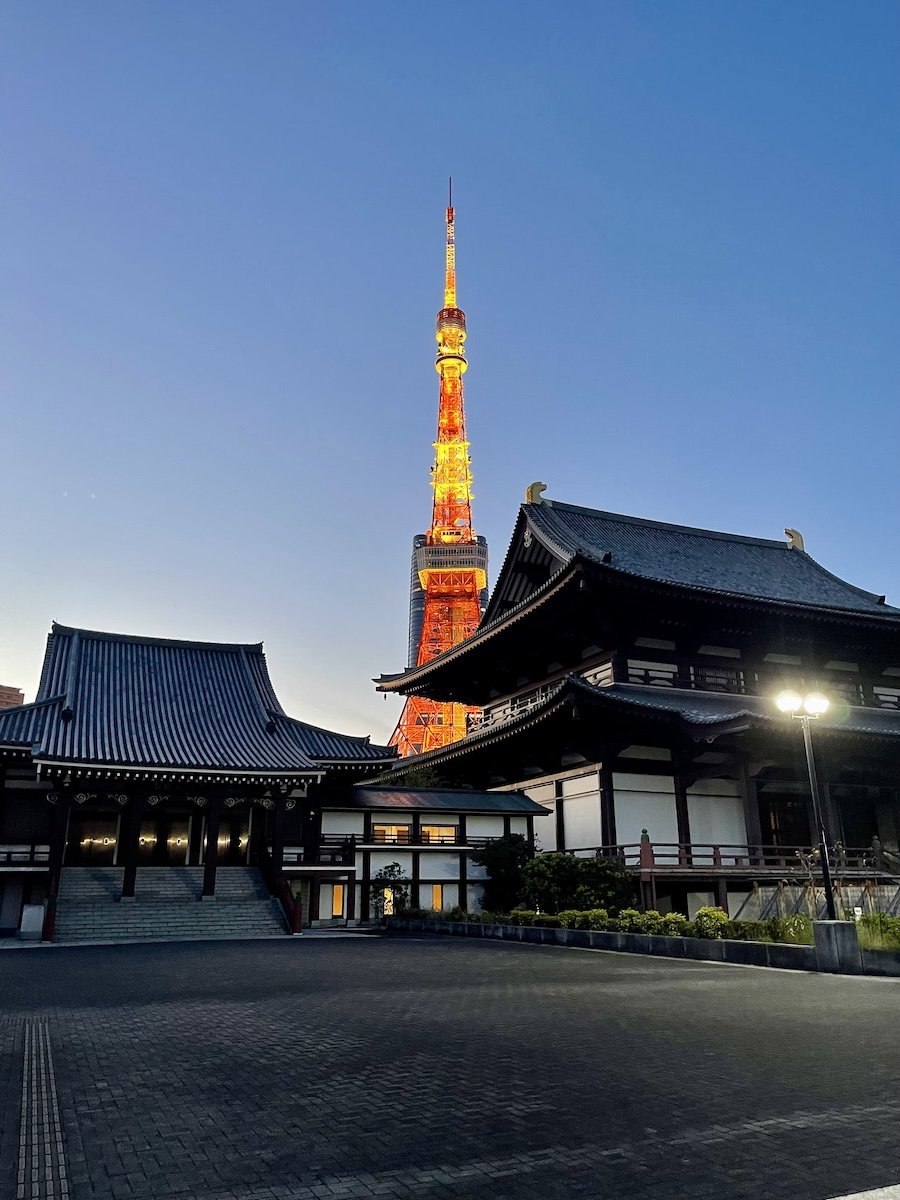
left=388, top=919, right=900, bottom=977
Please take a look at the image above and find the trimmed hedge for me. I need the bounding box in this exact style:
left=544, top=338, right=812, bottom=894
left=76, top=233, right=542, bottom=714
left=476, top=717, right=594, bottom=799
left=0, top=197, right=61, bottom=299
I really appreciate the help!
left=403, top=906, right=828, bottom=945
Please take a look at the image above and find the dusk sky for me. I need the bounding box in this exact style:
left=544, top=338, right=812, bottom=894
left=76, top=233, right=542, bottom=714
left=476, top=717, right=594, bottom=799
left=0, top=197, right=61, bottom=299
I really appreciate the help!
left=2, top=2, right=898, bottom=744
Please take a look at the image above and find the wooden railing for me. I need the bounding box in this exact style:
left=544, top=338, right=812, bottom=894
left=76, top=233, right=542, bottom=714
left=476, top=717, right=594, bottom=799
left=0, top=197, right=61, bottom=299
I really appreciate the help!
left=0, top=843, right=50, bottom=867
left=569, top=842, right=895, bottom=874
left=316, top=834, right=500, bottom=850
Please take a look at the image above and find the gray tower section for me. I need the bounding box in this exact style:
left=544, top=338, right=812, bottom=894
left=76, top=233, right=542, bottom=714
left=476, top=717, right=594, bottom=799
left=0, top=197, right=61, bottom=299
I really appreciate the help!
left=407, top=534, right=489, bottom=668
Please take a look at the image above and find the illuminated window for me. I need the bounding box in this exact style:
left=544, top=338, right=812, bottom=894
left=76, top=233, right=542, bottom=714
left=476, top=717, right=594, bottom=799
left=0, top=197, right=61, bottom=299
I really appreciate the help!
left=383, top=888, right=395, bottom=917
left=421, top=825, right=456, bottom=844
left=431, top=884, right=443, bottom=910
left=372, top=824, right=411, bottom=844
left=331, top=884, right=344, bottom=918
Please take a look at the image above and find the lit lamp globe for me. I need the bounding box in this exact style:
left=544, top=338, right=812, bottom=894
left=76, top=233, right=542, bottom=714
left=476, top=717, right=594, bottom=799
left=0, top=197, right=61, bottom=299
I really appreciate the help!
left=803, top=692, right=830, bottom=717
left=775, top=690, right=803, bottom=714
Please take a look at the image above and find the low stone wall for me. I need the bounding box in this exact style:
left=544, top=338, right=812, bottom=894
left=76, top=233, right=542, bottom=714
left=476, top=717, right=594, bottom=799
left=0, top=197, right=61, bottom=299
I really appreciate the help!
left=388, top=918, right=900, bottom=977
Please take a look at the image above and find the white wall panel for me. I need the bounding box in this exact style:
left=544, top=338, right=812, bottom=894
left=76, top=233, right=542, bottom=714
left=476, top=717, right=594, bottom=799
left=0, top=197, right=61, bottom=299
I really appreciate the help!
left=687, top=781, right=747, bottom=863
left=562, top=792, right=602, bottom=848
left=467, top=884, right=484, bottom=913
left=420, top=812, right=459, bottom=825
left=612, top=773, right=678, bottom=847
left=368, top=851, right=413, bottom=876
left=418, top=852, right=460, bottom=880
left=321, top=812, right=365, bottom=835
left=467, top=814, right=504, bottom=837
left=509, top=816, right=527, bottom=835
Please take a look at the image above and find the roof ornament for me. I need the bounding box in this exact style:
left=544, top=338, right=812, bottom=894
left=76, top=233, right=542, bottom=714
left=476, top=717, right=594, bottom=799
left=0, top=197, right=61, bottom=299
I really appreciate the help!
left=785, top=528, right=805, bottom=552
left=525, top=481, right=547, bottom=504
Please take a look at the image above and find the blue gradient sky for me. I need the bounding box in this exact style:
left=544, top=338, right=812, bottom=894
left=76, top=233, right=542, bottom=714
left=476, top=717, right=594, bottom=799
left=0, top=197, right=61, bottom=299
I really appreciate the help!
left=2, top=2, right=898, bottom=743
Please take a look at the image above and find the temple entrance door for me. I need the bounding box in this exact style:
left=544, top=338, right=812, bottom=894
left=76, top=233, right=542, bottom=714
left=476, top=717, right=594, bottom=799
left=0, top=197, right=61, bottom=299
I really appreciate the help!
left=758, top=787, right=812, bottom=850
left=138, top=815, right=191, bottom=865
left=65, top=811, right=120, bottom=865
left=217, top=812, right=250, bottom=865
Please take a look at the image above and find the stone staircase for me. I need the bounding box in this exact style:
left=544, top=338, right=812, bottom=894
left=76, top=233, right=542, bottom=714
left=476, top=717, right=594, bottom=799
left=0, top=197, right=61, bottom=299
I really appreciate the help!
left=55, top=867, right=290, bottom=944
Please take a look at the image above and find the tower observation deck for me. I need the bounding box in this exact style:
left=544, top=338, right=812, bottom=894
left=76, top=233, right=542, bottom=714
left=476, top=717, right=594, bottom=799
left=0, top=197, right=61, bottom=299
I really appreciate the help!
left=392, top=192, right=488, bottom=757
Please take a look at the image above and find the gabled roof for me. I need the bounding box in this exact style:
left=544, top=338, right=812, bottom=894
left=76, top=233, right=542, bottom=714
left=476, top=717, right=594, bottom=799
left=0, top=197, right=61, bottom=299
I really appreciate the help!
left=343, top=786, right=548, bottom=814
left=0, top=624, right=395, bottom=777
left=520, top=499, right=895, bottom=615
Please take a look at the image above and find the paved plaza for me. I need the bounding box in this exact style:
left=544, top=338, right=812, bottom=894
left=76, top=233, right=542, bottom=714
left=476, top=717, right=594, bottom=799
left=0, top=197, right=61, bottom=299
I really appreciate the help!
left=1, top=935, right=899, bottom=1200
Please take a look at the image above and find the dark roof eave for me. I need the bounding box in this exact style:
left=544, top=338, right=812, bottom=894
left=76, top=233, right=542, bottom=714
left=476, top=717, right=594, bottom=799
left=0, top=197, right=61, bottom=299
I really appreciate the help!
left=375, top=561, right=583, bottom=695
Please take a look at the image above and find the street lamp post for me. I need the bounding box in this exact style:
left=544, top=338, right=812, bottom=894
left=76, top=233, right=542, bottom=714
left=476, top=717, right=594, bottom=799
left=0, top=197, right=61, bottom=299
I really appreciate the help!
left=775, top=689, right=838, bottom=921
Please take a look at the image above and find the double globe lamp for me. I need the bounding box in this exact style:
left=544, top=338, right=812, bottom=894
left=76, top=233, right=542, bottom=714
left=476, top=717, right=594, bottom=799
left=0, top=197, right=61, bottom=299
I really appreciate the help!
left=774, top=689, right=837, bottom=920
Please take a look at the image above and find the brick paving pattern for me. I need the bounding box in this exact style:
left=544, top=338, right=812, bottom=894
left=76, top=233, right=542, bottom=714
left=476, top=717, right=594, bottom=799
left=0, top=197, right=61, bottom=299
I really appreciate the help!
left=0, top=936, right=898, bottom=1200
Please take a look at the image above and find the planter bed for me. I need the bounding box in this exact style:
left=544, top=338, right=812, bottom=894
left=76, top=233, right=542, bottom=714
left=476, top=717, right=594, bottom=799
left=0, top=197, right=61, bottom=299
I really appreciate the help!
left=386, top=917, right=900, bottom=976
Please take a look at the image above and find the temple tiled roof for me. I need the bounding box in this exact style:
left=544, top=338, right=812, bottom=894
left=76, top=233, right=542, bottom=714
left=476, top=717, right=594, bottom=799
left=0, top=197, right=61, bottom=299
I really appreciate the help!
left=526, top=500, right=896, bottom=615
left=564, top=678, right=900, bottom=740
left=0, top=624, right=395, bottom=776
left=346, top=786, right=548, bottom=814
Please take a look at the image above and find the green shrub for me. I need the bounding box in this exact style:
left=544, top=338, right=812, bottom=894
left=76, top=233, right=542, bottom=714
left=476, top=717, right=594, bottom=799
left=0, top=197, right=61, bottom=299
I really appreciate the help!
left=575, top=908, right=609, bottom=930
left=509, top=909, right=537, bottom=926
left=660, top=912, right=691, bottom=937
left=768, top=914, right=814, bottom=945
left=557, top=909, right=583, bottom=929
left=857, top=912, right=900, bottom=951
left=693, top=906, right=731, bottom=939
left=728, top=919, right=772, bottom=942
left=615, top=908, right=645, bottom=933
left=637, top=910, right=665, bottom=935
left=532, top=913, right=562, bottom=928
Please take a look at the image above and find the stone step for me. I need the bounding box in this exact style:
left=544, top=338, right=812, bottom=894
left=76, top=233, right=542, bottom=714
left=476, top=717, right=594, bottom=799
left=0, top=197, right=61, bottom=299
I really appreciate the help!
left=54, top=867, right=289, bottom=943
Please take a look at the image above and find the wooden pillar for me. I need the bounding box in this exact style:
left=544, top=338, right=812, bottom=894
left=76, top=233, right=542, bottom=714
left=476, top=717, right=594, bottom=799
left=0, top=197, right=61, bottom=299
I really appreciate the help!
left=599, top=761, right=616, bottom=847
left=120, top=795, right=141, bottom=899
left=673, top=755, right=691, bottom=851
left=411, top=845, right=420, bottom=911
left=47, top=793, right=71, bottom=896
left=202, top=797, right=221, bottom=898
left=458, top=814, right=467, bottom=911
left=271, top=795, right=285, bottom=876
left=308, top=876, right=320, bottom=922
left=740, top=762, right=764, bottom=851
left=346, top=871, right=357, bottom=922
left=524, top=813, right=534, bottom=849
left=188, top=803, right=204, bottom=865
left=554, top=779, right=565, bottom=850
left=361, top=848, right=371, bottom=920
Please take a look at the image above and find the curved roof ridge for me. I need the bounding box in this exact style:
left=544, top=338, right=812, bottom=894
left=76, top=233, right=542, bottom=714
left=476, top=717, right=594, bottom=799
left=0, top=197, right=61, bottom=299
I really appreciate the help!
left=539, top=499, right=790, bottom=549
left=525, top=498, right=895, bottom=614
left=49, top=622, right=264, bottom=653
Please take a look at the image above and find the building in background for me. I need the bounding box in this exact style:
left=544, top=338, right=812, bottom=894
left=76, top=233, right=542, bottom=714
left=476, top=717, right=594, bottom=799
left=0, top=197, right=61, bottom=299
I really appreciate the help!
left=379, top=488, right=900, bottom=918
left=391, top=191, right=488, bottom=756
left=0, top=684, right=24, bottom=710
left=0, top=624, right=544, bottom=939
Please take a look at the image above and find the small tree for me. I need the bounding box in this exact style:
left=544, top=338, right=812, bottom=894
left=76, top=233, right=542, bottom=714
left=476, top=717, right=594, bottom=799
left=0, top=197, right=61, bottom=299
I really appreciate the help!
left=520, top=852, right=584, bottom=914
left=520, top=851, right=637, bottom=915
left=470, top=833, right=534, bottom=912
left=573, top=853, right=637, bottom=915
left=370, top=863, right=410, bottom=919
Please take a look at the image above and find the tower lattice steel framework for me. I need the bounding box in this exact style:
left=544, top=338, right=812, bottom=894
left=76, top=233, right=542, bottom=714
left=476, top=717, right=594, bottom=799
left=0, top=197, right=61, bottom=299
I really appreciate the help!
left=391, top=190, right=487, bottom=756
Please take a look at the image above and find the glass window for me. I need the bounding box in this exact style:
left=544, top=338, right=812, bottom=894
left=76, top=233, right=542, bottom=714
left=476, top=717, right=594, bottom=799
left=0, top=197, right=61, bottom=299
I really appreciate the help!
left=431, top=884, right=443, bottom=911
left=372, top=824, right=411, bottom=844
left=383, top=888, right=395, bottom=916
left=421, top=824, right=456, bottom=844
left=331, top=883, right=344, bottom=918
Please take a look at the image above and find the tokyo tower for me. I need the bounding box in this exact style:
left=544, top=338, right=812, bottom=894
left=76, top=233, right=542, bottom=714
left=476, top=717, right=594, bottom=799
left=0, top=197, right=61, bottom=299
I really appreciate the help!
left=391, top=187, right=488, bottom=756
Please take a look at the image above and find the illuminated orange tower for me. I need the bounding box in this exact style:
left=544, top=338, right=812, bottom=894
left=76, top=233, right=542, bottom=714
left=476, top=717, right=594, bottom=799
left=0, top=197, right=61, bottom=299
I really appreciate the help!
left=392, top=188, right=488, bottom=756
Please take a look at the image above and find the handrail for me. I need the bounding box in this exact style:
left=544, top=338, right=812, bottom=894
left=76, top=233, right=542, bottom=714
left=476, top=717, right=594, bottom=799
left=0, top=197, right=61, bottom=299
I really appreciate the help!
left=565, top=842, right=893, bottom=873
left=256, top=843, right=302, bottom=932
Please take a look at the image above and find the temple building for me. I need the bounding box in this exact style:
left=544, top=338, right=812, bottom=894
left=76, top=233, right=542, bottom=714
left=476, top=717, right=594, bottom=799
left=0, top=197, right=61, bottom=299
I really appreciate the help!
left=378, top=489, right=900, bottom=917
left=0, top=624, right=545, bottom=939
